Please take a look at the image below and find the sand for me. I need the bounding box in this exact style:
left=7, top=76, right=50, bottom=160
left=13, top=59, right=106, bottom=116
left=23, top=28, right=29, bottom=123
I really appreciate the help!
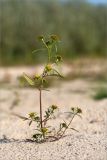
left=0, top=80, right=107, bottom=160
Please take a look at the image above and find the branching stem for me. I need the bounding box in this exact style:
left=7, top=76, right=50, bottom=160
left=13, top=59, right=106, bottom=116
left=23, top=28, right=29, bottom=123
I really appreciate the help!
left=58, top=113, right=77, bottom=139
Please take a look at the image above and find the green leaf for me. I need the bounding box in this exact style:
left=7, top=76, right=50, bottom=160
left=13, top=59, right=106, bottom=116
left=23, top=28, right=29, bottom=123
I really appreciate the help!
left=12, top=113, right=29, bottom=120
left=33, top=134, right=42, bottom=140
left=77, top=108, right=82, bottom=114
left=51, top=105, right=58, bottom=110
left=50, top=35, right=60, bottom=42
left=41, top=127, right=48, bottom=134
left=38, top=35, right=44, bottom=41
left=46, top=41, right=53, bottom=48
left=77, top=114, right=82, bottom=118
left=34, top=116, right=40, bottom=122
left=34, top=74, right=41, bottom=80
left=71, top=107, right=75, bottom=113
left=60, top=122, right=68, bottom=129
left=29, top=112, right=37, bottom=118
left=23, top=73, right=35, bottom=86
left=53, top=69, right=64, bottom=78
left=56, top=55, right=62, bottom=63
left=32, top=48, right=46, bottom=54
left=70, top=128, right=79, bottom=132
left=29, top=120, right=32, bottom=126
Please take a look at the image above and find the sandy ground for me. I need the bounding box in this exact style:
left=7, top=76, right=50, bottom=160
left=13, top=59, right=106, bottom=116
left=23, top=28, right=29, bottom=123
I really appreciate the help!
left=0, top=79, right=107, bottom=160
left=0, top=59, right=107, bottom=84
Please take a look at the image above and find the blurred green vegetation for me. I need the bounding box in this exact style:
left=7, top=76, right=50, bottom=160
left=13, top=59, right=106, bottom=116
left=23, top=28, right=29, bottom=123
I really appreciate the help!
left=93, top=87, right=107, bottom=100
left=0, top=0, right=107, bottom=66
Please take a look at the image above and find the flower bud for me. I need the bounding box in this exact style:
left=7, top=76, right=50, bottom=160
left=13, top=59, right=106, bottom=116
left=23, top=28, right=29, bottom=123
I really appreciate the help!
left=45, top=64, right=52, bottom=72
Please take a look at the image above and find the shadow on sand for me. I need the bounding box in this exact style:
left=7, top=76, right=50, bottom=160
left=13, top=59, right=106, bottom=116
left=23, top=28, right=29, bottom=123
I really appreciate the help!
left=0, top=134, right=68, bottom=144
left=0, top=135, right=36, bottom=144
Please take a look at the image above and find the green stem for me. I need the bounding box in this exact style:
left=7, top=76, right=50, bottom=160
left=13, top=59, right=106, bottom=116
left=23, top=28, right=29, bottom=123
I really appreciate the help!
left=42, top=39, right=51, bottom=62
left=42, top=39, right=48, bottom=49
left=48, top=48, right=51, bottom=62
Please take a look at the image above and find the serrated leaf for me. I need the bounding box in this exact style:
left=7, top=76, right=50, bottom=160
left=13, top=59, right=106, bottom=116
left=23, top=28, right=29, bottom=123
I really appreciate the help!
left=23, top=73, right=35, bottom=86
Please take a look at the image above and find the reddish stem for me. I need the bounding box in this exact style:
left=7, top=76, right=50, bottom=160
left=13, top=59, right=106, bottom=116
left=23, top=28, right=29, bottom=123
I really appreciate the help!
left=39, top=89, right=43, bottom=128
